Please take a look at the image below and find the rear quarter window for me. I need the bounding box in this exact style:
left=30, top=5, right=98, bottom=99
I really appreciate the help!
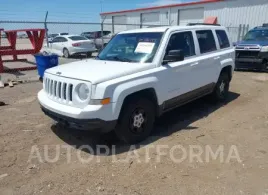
left=216, top=30, right=230, bottom=49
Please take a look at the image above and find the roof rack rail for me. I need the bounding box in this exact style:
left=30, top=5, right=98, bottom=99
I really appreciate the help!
left=187, top=23, right=221, bottom=26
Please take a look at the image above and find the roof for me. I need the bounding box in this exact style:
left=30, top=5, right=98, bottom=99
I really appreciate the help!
left=119, top=25, right=226, bottom=34
left=59, top=34, right=83, bottom=38
left=100, top=0, right=223, bottom=15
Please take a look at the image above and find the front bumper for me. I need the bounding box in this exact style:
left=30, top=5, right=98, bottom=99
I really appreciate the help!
left=41, top=106, right=116, bottom=132
left=38, top=90, right=117, bottom=132
left=235, top=58, right=264, bottom=70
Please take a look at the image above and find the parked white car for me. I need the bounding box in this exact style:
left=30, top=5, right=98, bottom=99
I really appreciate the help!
left=38, top=25, right=235, bottom=144
left=47, top=33, right=68, bottom=42
left=43, top=35, right=96, bottom=58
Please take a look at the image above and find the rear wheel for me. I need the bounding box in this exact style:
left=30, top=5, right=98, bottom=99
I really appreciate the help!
left=86, top=52, right=92, bottom=58
left=211, top=72, right=230, bottom=102
left=114, top=98, right=155, bottom=144
left=63, top=48, right=70, bottom=58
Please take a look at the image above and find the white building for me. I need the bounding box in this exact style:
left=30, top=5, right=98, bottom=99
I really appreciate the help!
left=100, top=0, right=268, bottom=42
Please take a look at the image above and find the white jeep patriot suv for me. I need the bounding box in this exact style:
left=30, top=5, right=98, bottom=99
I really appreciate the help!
left=38, top=24, right=235, bottom=144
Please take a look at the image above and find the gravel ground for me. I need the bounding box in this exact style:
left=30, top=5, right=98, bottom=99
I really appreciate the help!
left=0, top=71, right=268, bottom=195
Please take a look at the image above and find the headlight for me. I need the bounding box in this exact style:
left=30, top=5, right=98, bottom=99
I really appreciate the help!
left=77, top=83, right=90, bottom=101
left=261, top=46, right=268, bottom=52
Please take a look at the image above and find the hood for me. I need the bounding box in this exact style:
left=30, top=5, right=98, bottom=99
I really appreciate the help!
left=237, top=40, right=268, bottom=46
left=45, top=59, right=155, bottom=84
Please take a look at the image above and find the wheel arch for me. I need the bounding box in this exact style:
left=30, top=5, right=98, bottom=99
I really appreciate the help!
left=219, top=58, right=234, bottom=81
left=111, top=77, right=160, bottom=119
left=220, top=65, right=233, bottom=81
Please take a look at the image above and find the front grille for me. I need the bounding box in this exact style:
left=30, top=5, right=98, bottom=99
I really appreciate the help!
left=236, top=51, right=260, bottom=59
left=45, top=78, right=73, bottom=102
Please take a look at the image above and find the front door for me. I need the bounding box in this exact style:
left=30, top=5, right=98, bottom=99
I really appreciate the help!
left=162, top=31, right=199, bottom=105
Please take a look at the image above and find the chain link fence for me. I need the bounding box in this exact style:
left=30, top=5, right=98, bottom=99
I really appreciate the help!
left=0, top=20, right=250, bottom=85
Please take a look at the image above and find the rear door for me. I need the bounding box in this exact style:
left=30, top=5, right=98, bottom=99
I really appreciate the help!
left=192, top=29, right=220, bottom=88
left=50, top=37, right=68, bottom=55
left=54, top=37, right=68, bottom=51
left=50, top=37, right=63, bottom=55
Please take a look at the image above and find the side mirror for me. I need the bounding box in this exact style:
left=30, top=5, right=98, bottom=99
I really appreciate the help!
left=163, top=50, right=184, bottom=64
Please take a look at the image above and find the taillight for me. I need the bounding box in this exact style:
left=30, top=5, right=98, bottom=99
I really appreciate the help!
left=72, top=43, right=81, bottom=47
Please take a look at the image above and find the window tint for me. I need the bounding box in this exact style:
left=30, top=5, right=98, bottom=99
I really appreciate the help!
left=216, top=30, right=230, bottom=49
left=166, top=31, right=195, bottom=57
left=68, top=36, right=88, bottom=41
left=60, top=37, right=68, bottom=42
left=196, top=30, right=217, bottom=54
left=52, top=37, right=61, bottom=42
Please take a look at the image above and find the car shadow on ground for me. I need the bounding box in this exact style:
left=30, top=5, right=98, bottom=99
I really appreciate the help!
left=51, top=92, right=240, bottom=155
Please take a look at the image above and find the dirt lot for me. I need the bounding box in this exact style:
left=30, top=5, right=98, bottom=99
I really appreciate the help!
left=0, top=71, right=268, bottom=195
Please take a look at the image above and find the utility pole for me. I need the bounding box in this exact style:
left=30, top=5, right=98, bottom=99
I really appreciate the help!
left=44, top=11, right=49, bottom=47
left=101, top=15, right=106, bottom=50
left=100, top=0, right=103, bottom=13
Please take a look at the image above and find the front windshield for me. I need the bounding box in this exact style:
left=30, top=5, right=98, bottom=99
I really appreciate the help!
left=97, top=32, right=163, bottom=63
left=243, top=30, right=268, bottom=41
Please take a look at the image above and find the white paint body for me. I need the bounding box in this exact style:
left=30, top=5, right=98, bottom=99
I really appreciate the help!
left=42, top=35, right=96, bottom=57
left=38, top=25, right=235, bottom=123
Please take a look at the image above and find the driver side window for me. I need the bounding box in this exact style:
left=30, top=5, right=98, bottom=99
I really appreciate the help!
left=166, top=31, right=195, bottom=57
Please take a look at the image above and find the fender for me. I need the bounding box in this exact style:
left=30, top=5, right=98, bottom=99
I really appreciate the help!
left=218, top=57, right=235, bottom=78
left=220, top=58, right=235, bottom=69
left=111, top=76, right=159, bottom=119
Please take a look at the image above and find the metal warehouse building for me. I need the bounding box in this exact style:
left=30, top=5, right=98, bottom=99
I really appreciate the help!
left=100, top=0, right=268, bottom=41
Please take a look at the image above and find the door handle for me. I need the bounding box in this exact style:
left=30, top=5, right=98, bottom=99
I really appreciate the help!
left=190, top=62, right=199, bottom=66
left=214, top=56, right=220, bottom=60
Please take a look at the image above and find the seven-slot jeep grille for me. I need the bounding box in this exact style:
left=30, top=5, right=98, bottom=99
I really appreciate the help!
left=44, top=78, right=73, bottom=102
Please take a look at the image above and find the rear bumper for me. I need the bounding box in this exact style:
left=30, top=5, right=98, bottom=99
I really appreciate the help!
left=235, top=58, right=264, bottom=70
left=41, top=105, right=116, bottom=132
left=69, top=48, right=96, bottom=55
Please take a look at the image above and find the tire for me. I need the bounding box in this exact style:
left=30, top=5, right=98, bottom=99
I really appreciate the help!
left=86, top=52, right=92, bottom=58
left=114, top=97, right=155, bottom=144
left=63, top=48, right=70, bottom=58
left=211, top=72, right=230, bottom=102
left=261, top=60, right=268, bottom=72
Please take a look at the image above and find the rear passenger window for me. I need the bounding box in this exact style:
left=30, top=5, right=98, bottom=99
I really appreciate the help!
left=166, top=31, right=195, bottom=57
left=216, top=30, right=230, bottom=49
left=196, top=30, right=217, bottom=54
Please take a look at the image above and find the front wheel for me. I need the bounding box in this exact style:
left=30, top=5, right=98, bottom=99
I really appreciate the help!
left=114, top=98, right=155, bottom=144
left=211, top=72, right=230, bottom=102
